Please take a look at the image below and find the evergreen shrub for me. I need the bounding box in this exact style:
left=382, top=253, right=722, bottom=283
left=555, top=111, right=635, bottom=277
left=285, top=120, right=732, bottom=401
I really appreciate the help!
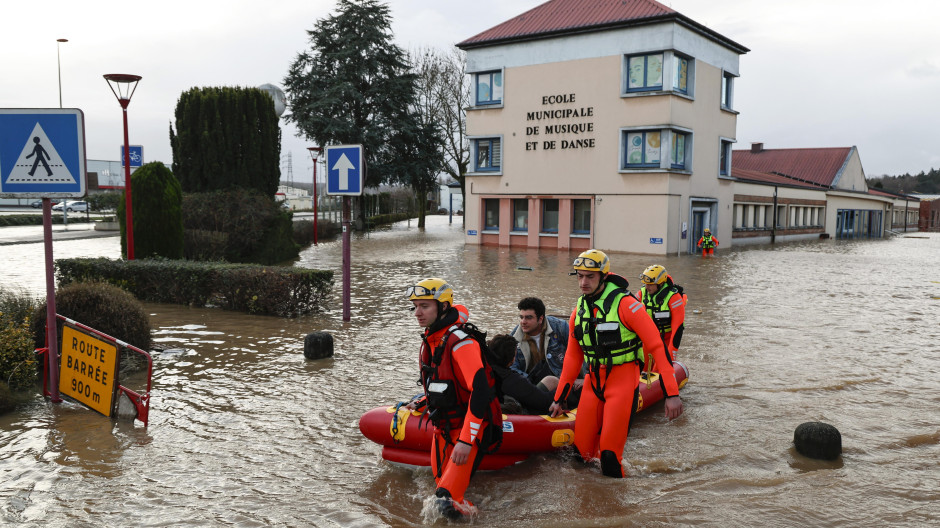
left=0, top=288, right=39, bottom=393
left=182, top=189, right=299, bottom=264
left=30, top=282, right=152, bottom=358
left=0, top=215, right=91, bottom=227
left=56, top=258, right=333, bottom=317
left=117, top=162, right=184, bottom=259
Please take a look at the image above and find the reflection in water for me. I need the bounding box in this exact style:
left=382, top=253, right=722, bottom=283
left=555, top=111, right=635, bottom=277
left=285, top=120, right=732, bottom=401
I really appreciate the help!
left=1, top=217, right=939, bottom=526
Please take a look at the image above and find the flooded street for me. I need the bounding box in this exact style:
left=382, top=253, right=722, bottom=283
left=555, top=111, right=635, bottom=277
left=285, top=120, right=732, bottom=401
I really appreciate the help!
left=1, top=216, right=938, bottom=527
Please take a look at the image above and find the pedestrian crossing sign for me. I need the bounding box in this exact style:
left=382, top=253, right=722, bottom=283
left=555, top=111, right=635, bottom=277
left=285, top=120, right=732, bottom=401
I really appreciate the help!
left=0, top=109, right=86, bottom=198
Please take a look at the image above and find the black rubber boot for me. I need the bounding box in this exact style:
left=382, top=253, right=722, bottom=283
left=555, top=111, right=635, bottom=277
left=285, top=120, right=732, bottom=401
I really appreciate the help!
left=435, top=489, right=462, bottom=521
left=600, top=450, right=624, bottom=478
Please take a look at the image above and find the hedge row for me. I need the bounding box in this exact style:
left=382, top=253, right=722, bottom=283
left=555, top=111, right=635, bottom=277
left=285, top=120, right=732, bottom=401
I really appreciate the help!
left=0, top=215, right=92, bottom=227
left=56, top=258, right=333, bottom=317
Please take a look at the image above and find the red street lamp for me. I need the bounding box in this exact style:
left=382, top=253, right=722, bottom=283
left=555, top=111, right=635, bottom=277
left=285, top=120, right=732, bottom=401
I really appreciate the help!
left=308, top=147, right=322, bottom=245
left=104, top=73, right=141, bottom=260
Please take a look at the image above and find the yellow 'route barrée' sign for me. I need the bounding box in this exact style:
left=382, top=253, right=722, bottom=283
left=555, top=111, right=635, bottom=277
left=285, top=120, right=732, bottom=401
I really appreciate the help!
left=59, top=326, right=119, bottom=417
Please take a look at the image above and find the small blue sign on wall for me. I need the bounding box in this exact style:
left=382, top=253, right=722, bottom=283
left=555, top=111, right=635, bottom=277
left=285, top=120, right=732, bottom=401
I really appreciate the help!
left=650, top=237, right=663, bottom=244
left=467, top=230, right=477, bottom=236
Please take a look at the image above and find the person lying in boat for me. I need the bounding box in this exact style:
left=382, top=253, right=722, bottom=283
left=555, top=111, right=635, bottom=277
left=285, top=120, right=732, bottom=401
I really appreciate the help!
left=488, top=334, right=577, bottom=415
left=510, top=297, right=585, bottom=397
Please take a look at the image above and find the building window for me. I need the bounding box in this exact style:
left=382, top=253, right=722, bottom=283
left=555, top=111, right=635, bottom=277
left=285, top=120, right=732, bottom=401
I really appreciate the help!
left=671, top=131, right=689, bottom=169
left=474, top=138, right=501, bottom=172
left=674, top=55, right=689, bottom=94
left=572, top=199, right=591, bottom=234
left=483, top=199, right=499, bottom=230
left=475, top=71, right=503, bottom=105
left=626, top=53, right=663, bottom=91
left=541, top=199, right=559, bottom=233
left=722, top=72, right=734, bottom=109
left=512, top=199, right=528, bottom=232
left=719, top=140, right=733, bottom=176
left=624, top=131, right=661, bottom=167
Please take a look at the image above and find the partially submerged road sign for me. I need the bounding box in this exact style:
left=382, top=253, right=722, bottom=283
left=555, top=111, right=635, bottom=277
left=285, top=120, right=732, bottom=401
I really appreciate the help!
left=0, top=108, right=86, bottom=198
left=325, top=144, right=364, bottom=196
left=59, top=325, right=119, bottom=417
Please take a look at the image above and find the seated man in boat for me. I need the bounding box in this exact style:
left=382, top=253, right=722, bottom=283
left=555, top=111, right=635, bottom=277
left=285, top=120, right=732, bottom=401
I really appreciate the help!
left=407, top=278, right=502, bottom=520
left=487, top=333, right=578, bottom=415
left=511, top=297, right=584, bottom=396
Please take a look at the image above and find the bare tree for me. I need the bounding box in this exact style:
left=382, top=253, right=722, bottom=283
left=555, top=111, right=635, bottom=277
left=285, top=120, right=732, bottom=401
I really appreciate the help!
left=411, top=47, right=471, bottom=225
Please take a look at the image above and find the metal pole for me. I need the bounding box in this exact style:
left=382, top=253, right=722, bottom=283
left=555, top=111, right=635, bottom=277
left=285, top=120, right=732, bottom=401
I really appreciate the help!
left=313, top=160, right=318, bottom=245
left=342, top=196, right=351, bottom=322
left=42, top=199, right=61, bottom=402
left=122, top=107, right=135, bottom=259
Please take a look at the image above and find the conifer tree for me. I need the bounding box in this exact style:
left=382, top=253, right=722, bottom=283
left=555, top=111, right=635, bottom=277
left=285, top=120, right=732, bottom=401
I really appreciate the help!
left=283, top=0, right=418, bottom=226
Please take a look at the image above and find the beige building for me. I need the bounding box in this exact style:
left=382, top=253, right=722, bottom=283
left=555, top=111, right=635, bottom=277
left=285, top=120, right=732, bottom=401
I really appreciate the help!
left=457, top=0, right=749, bottom=255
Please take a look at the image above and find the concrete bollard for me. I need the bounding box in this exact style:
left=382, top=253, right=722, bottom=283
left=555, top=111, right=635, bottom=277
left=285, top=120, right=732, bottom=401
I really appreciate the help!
left=794, top=421, right=842, bottom=460
left=304, top=332, right=334, bottom=360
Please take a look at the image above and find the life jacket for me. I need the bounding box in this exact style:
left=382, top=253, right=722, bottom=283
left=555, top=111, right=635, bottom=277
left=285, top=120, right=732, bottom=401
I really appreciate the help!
left=640, top=276, right=684, bottom=334
left=701, top=234, right=716, bottom=249
left=418, top=307, right=502, bottom=451
left=573, top=274, right=645, bottom=401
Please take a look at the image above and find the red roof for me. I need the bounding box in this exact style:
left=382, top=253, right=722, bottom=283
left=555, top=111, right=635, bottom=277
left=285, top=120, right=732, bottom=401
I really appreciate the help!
left=457, top=0, right=748, bottom=52
left=732, top=147, right=854, bottom=188
left=731, top=168, right=828, bottom=190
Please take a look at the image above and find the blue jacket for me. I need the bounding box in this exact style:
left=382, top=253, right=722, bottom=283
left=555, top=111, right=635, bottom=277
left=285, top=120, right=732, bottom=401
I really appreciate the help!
left=510, top=315, right=569, bottom=382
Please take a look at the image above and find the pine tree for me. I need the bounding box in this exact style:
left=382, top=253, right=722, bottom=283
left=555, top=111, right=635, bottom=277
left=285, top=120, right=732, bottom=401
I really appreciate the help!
left=283, top=0, right=417, bottom=226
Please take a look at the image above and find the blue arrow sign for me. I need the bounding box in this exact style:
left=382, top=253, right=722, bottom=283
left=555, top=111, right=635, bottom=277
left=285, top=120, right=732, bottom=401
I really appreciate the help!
left=0, top=109, right=86, bottom=198
left=325, top=144, right=363, bottom=196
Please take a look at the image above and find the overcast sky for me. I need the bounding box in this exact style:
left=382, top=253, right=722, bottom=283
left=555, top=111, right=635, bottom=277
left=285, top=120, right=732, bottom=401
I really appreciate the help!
left=2, top=0, right=938, bottom=182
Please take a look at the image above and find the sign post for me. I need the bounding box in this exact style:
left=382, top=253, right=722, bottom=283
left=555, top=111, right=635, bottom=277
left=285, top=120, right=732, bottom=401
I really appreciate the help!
left=325, top=144, right=364, bottom=323
left=0, top=108, right=87, bottom=402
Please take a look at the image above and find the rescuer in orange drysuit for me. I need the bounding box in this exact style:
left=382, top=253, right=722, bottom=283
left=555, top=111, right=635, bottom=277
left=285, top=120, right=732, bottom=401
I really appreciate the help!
left=549, top=250, right=683, bottom=478
left=637, top=264, right=687, bottom=370
left=407, top=278, right=501, bottom=521
left=697, top=228, right=719, bottom=257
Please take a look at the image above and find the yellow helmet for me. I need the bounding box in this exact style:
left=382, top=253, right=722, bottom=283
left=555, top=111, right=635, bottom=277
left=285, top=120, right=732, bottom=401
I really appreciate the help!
left=407, top=278, right=453, bottom=305
left=640, top=264, right=668, bottom=285
left=704, top=228, right=711, bottom=233
left=572, top=249, right=610, bottom=274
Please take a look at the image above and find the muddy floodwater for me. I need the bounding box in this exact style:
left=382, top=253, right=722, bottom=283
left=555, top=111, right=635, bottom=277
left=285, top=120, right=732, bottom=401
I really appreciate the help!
left=1, top=216, right=938, bottom=527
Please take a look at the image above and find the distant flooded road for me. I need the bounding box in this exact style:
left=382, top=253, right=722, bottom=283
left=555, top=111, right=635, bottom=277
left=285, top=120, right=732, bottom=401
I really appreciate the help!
left=1, top=216, right=938, bottom=527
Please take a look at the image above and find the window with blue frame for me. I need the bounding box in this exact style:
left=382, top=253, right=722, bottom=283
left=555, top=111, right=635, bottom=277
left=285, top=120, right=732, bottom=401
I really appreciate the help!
left=671, top=131, right=689, bottom=169
left=475, top=71, right=503, bottom=105
left=572, top=199, right=591, bottom=234
left=541, top=199, right=559, bottom=233
left=624, top=131, right=662, bottom=167
left=483, top=199, right=500, bottom=230
left=719, top=140, right=732, bottom=176
left=674, top=55, right=689, bottom=94
left=721, top=72, right=734, bottom=109
left=474, top=138, right=501, bottom=171
left=512, top=199, right=528, bottom=232
left=627, top=53, right=663, bottom=91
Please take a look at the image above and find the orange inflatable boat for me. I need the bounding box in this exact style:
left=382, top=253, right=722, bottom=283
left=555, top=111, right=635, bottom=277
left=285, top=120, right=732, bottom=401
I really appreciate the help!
left=359, top=361, right=689, bottom=470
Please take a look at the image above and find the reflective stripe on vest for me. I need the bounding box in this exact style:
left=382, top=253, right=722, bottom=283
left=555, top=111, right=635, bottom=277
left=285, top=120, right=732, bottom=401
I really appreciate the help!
left=702, top=234, right=716, bottom=249
left=574, top=281, right=644, bottom=367
left=642, top=287, right=676, bottom=334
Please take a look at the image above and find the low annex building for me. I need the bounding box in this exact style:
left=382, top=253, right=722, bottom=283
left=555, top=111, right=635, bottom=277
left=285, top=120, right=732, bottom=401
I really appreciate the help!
left=731, top=143, right=919, bottom=242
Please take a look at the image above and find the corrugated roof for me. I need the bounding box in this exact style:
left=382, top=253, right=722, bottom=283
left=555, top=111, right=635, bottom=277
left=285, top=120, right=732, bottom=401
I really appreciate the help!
left=457, top=0, right=748, bottom=53
left=732, top=147, right=853, bottom=188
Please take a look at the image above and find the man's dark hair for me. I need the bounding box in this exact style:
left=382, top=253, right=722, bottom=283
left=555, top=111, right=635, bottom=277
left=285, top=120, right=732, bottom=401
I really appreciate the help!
left=487, top=334, right=518, bottom=367
left=517, top=297, right=545, bottom=319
